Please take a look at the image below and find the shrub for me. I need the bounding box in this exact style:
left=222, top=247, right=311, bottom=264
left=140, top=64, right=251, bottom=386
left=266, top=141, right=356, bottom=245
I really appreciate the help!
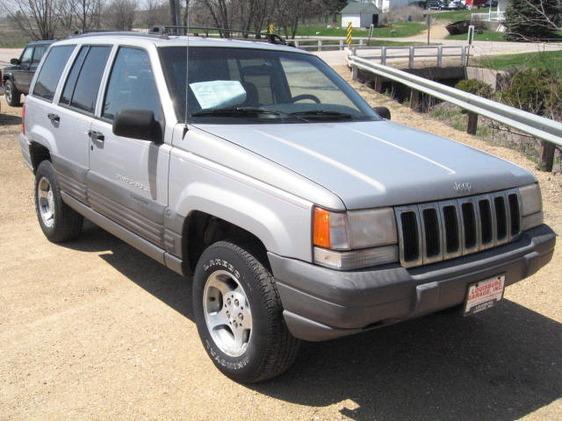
left=455, top=79, right=493, bottom=99
left=504, top=0, right=561, bottom=41
left=499, top=68, right=561, bottom=120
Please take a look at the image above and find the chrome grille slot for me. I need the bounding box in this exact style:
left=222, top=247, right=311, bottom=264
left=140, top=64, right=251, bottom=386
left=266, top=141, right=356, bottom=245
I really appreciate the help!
left=394, top=188, right=522, bottom=268
left=508, top=192, right=521, bottom=237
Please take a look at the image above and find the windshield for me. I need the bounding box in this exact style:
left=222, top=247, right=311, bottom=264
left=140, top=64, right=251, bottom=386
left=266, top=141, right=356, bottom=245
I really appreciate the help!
left=158, top=46, right=380, bottom=124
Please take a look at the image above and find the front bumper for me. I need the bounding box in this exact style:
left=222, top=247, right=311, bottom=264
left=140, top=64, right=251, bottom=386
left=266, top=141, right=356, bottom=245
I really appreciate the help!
left=269, top=225, right=556, bottom=342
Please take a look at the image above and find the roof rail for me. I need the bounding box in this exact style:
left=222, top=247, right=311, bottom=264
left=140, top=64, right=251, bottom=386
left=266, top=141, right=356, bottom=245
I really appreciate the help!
left=148, top=25, right=286, bottom=45
left=69, top=30, right=167, bottom=40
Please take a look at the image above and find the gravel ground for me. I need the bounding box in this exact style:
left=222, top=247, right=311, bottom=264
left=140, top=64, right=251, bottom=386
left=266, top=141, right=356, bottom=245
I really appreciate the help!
left=0, top=86, right=560, bottom=420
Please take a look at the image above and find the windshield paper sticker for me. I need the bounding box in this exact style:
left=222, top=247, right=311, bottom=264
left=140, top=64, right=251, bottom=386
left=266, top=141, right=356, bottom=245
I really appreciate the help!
left=189, top=80, right=247, bottom=110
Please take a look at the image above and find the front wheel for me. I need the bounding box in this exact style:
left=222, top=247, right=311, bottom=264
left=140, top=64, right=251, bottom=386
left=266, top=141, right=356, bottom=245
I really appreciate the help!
left=193, top=241, right=300, bottom=383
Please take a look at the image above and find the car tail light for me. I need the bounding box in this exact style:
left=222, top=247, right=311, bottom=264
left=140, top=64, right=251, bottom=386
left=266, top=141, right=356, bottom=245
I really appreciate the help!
left=22, top=103, right=26, bottom=135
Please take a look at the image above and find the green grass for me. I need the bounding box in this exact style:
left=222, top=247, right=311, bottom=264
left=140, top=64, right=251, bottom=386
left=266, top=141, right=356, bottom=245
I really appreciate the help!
left=446, top=30, right=506, bottom=41
left=474, top=50, right=562, bottom=78
left=431, top=10, right=472, bottom=22
left=296, top=22, right=426, bottom=38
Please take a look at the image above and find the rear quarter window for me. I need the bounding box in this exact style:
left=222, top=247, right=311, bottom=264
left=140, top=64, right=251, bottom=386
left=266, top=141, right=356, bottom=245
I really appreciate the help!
left=32, top=45, right=75, bottom=101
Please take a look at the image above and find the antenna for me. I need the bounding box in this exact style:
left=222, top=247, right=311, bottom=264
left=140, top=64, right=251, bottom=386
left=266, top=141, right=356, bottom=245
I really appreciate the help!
left=184, top=1, right=191, bottom=128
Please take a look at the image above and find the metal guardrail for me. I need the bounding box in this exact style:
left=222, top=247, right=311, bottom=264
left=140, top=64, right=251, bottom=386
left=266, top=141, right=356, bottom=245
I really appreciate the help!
left=346, top=51, right=562, bottom=146
left=351, top=45, right=469, bottom=68
left=471, top=11, right=506, bottom=22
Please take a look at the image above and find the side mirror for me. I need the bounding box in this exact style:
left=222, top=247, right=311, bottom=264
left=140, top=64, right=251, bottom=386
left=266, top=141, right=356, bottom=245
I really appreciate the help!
left=113, top=109, right=163, bottom=143
left=10, top=58, right=20, bottom=65
left=373, top=106, right=391, bottom=120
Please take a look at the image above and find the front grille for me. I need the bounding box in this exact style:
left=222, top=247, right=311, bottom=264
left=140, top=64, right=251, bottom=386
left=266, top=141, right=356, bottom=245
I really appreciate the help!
left=395, top=189, right=521, bottom=268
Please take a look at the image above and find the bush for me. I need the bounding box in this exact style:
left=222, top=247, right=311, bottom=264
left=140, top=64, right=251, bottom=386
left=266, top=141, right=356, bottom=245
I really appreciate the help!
left=499, top=68, right=561, bottom=120
left=505, top=0, right=561, bottom=41
left=455, top=79, right=493, bottom=99
left=383, top=5, right=426, bottom=23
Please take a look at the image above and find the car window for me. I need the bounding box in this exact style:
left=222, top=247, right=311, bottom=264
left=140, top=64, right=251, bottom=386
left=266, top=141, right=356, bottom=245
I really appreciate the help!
left=33, top=45, right=75, bottom=101
left=60, top=46, right=111, bottom=113
left=32, top=46, right=47, bottom=65
left=20, top=47, right=33, bottom=65
left=102, top=47, right=162, bottom=122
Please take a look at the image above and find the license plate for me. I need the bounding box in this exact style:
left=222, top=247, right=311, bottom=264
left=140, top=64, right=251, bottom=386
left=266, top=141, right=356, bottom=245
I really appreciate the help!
left=464, top=274, right=505, bottom=316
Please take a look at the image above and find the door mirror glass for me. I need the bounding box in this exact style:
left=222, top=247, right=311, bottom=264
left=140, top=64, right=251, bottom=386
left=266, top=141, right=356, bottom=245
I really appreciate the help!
left=373, top=106, right=391, bottom=120
left=113, top=109, right=163, bottom=143
left=10, top=58, right=20, bottom=65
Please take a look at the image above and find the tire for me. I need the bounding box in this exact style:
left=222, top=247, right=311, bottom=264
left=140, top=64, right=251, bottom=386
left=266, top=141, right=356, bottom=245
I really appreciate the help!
left=4, top=79, right=21, bottom=107
left=193, top=241, right=300, bottom=383
left=35, top=160, right=83, bottom=242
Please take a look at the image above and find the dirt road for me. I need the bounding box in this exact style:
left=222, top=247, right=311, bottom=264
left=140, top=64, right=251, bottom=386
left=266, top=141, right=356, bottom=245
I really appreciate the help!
left=0, top=88, right=560, bottom=419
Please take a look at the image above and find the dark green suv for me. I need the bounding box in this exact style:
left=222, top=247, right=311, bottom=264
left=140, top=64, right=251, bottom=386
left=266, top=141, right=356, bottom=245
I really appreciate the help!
left=3, top=40, right=53, bottom=106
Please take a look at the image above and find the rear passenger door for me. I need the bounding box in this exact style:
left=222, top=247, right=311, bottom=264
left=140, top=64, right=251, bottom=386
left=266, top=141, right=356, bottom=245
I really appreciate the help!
left=52, top=45, right=112, bottom=202
left=88, top=46, right=170, bottom=248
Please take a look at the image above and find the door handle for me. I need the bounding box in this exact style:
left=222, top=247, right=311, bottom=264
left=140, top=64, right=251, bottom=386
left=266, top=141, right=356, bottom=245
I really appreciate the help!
left=88, top=130, right=105, bottom=142
left=47, top=113, right=60, bottom=125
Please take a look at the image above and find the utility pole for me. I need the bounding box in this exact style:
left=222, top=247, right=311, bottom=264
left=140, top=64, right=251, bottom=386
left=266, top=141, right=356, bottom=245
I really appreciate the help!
left=169, top=0, right=179, bottom=28
left=426, top=13, right=431, bottom=45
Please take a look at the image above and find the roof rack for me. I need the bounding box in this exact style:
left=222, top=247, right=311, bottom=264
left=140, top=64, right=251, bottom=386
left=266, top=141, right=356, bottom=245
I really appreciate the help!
left=148, top=25, right=286, bottom=45
left=70, top=30, right=167, bottom=40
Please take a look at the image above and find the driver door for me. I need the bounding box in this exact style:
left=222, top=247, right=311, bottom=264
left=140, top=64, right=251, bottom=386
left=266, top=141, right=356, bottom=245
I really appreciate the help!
left=87, top=46, right=170, bottom=248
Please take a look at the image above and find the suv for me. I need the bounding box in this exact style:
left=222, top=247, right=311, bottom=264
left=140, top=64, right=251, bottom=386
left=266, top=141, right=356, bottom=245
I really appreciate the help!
left=19, top=33, right=555, bottom=383
left=3, top=40, right=53, bottom=106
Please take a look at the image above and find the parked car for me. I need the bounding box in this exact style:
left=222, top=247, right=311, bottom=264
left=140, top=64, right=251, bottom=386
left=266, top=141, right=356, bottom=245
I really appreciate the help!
left=447, top=0, right=466, bottom=9
left=19, top=33, right=556, bottom=383
left=2, top=40, right=53, bottom=106
left=426, top=0, right=446, bottom=9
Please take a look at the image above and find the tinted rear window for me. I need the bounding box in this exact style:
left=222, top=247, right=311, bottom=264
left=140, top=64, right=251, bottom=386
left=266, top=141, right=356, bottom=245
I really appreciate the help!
left=60, top=46, right=111, bottom=113
left=33, top=45, right=75, bottom=101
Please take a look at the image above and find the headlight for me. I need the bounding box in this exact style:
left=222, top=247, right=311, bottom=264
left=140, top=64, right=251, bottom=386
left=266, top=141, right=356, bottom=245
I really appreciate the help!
left=519, top=183, right=543, bottom=230
left=312, top=207, right=398, bottom=270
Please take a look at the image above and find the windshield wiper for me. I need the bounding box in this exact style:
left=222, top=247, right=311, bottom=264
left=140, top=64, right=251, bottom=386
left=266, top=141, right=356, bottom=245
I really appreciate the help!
left=191, top=107, right=287, bottom=118
left=289, top=110, right=355, bottom=120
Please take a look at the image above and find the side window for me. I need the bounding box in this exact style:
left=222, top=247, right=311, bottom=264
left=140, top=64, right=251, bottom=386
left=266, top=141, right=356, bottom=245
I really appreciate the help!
left=33, top=45, right=75, bottom=101
left=60, top=46, right=110, bottom=113
left=20, top=47, right=33, bottom=66
left=103, top=47, right=162, bottom=122
left=32, top=46, right=47, bottom=66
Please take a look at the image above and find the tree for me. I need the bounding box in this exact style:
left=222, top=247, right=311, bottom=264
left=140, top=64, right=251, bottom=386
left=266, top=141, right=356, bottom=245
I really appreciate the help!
left=7, top=0, right=59, bottom=39
left=504, top=0, right=561, bottom=41
left=106, top=0, right=137, bottom=30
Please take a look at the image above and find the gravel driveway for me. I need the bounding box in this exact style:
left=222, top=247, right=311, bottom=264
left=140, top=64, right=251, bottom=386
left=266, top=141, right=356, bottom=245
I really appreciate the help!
left=0, top=91, right=560, bottom=419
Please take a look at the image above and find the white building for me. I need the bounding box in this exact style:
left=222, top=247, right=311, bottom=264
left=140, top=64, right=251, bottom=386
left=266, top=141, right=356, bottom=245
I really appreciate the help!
left=341, top=1, right=381, bottom=28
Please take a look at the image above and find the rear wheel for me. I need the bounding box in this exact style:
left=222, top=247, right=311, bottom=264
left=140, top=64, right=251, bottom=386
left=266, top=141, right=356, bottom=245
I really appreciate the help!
left=4, top=79, right=21, bottom=107
left=35, top=160, right=83, bottom=242
left=193, top=241, right=300, bottom=383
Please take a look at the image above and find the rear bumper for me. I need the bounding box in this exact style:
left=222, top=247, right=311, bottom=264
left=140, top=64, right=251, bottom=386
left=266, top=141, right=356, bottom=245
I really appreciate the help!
left=269, top=225, right=556, bottom=342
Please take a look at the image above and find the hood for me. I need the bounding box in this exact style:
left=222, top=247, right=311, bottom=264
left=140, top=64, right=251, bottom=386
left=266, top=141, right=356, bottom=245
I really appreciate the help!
left=197, top=120, right=535, bottom=209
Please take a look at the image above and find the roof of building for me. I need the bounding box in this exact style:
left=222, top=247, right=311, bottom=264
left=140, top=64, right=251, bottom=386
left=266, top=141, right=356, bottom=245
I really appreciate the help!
left=341, top=1, right=380, bottom=14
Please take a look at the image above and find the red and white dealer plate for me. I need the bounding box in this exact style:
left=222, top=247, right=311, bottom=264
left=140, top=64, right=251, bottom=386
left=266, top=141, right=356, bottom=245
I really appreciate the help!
left=464, top=274, right=505, bottom=316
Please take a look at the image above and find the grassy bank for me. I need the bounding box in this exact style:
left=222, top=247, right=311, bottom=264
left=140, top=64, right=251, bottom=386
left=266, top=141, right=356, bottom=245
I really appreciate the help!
left=474, top=50, right=562, bottom=78
left=446, top=30, right=506, bottom=41
left=296, top=22, right=426, bottom=38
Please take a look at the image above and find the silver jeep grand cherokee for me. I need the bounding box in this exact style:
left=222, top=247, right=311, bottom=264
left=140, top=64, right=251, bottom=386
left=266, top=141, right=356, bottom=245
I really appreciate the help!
left=19, top=33, right=555, bottom=383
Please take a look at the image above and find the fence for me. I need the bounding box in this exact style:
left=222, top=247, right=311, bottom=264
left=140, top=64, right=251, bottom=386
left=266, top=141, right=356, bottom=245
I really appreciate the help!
left=471, top=11, right=506, bottom=22
left=346, top=50, right=562, bottom=171
left=350, top=45, right=469, bottom=68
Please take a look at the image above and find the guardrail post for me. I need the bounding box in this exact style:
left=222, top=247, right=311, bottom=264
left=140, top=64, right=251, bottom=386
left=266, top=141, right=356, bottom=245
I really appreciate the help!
left=351, top=64, right=358, bottom=81
left=318, top=40, right=322, bottom=51
left=467, top=112, right=478, bottom=135
left=381, top=47, right=387, bottom=65
left=293, top=39, right=300, bottom=48
left=409, top=46, right=415, bottom=68
left=339, top=40, right=344, bottom=50
left=460, top=46, right=466, bottom=67
left=359, top=39, right=364, bottom=47
left=410, top=89, right=422, bottom=112
left=538, top=141, right=556, bottom=172
left=437, top=46, right=443, bottom=68
left=373, top=76, right=383, bottom=93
